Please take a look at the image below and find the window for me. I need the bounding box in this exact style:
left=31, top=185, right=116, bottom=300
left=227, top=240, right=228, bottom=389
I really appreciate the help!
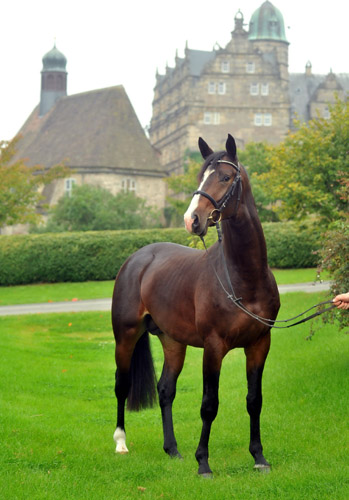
left=218, top=82, right=226, bottom=95
left=254, top=113, right=272, bottom=126
left=323, top=107, right=330, bottom=119
left=204, top=112, right=211, bottom=124
left=122, top=178, right=136, bottom=193
left=254, top=113, right=263, bottom=126
left=64, top=178, right=76, bottom=197
left=208, top=82, right=216, bottom=94
left=221, top=60, right=230, bottom=73
left=246, top=62, right=255, bottom=73
left=213, top=112, right=220, bottom=124
left=203, top=112, right=220, bottom=125
left=264, top=113, right=272, bottom=126
left=250, top=83, right=259, bottom=96
left=261, top=83, right=269, bottom=96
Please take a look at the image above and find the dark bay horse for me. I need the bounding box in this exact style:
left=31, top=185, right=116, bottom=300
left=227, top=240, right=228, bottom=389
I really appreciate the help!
left=112, top=134, right=280, bottom=476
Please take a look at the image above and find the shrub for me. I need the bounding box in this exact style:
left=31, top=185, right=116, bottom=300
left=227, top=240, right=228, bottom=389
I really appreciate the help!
left=318, top=219, right=349, bottom=331
left=0, top=229, right=188, bottom=285
left=0, top=223, right=322, bottom=286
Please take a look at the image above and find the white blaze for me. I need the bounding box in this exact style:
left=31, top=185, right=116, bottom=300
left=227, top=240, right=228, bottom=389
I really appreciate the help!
left=183, top=167, right=214, bottom=232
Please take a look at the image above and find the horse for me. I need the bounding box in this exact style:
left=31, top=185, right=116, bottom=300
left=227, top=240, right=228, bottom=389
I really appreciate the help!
left=111, top=134, right=280, bottom=476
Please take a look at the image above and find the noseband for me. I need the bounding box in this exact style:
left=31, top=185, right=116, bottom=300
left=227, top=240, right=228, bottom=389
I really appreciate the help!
left=193, top=159, right=242, bottom=222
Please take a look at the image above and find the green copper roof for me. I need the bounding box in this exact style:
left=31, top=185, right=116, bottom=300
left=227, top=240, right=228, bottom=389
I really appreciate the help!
left=248, top=1, right=288, bottom=42
left=42, top=44, right=67, bottom=72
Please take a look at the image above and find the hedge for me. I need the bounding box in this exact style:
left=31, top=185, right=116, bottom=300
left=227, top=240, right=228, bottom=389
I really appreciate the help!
left=0, top=223, right=321, bottom=285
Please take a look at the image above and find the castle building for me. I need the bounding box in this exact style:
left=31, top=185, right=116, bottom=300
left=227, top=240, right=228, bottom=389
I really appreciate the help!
left=149, top=1, right=349, bottom=175
left=6, top=44, right=166, bottom=234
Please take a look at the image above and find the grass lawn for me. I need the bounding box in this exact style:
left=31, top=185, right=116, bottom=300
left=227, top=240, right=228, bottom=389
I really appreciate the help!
left=0, top=292, right=348, bottom=499
left=0, top=268, right=330, bottom=306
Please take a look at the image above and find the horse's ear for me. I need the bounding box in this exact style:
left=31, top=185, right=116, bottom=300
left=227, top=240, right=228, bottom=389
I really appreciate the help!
left=198, top=137, right=214, bottom=159
left=226, top=134, right=237, bottom=160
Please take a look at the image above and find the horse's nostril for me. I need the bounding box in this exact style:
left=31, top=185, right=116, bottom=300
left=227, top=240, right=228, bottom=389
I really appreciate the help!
left=192, top=214, right=199, bottom=229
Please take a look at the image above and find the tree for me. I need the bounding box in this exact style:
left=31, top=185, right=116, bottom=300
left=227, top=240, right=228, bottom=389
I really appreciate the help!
left=0, top=137, right=69, bottom=227
left=35, top=184, right=162, bottom=232
left=258, top=97, right=349, bottom=225
left=238, top=142, right=279, bottom=221
left=165, top=157, right=201, bottom=224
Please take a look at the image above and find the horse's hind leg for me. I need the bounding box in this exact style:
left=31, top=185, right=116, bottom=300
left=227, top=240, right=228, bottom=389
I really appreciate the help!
left=157, top=335, right=187, bottom=458
left=244, top=332, right=271, bottom=471
left=113, top=338, right=136, bottom=454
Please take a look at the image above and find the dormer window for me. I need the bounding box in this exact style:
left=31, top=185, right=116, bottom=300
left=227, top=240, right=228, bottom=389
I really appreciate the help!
left=221, top=61, right=230, bottom=73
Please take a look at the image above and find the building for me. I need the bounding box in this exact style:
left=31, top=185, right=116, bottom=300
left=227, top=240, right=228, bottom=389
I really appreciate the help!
left=5, top=44, right=166, bottom=234
left=149, top=0, right=349, bottom=175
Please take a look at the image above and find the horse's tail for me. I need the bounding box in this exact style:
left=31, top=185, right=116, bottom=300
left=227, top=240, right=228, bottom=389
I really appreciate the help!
left=127, top=332, right=157, bottom=411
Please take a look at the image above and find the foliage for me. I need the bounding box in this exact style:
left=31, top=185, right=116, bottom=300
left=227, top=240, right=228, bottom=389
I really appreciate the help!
left=318, top=218, right=349, bottom=331
left=33, top=184, right=162, bottom=232
left=0, top=223, right=322, bottom=286
left=0, top=137, right=69, bottom=227
left=0, top=228, right=189, bottom=285
left=258, top=97, right=349, bottom=225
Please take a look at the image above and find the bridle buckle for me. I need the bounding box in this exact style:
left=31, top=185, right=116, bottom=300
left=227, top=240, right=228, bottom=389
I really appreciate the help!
left=208, top=209, right=222, bottom=223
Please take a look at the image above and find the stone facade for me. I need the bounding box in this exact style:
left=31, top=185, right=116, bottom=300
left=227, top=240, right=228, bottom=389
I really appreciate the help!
left=150, top=1, right=348, bottom=175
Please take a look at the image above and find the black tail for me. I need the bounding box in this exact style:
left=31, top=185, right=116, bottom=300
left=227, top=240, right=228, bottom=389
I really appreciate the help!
left=127, top=332, right=157, bottom=411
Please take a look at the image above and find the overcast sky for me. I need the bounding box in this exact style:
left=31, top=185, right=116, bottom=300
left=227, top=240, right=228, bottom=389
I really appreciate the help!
left=0, top=0, right=347, bottom=141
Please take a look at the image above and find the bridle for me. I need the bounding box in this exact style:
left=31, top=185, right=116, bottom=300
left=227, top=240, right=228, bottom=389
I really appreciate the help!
left=193, top=159, right=242, bottom=223
left=190, top=158, right=336, bottom=329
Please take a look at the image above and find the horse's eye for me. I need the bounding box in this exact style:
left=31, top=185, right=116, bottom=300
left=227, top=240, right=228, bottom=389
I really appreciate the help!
left=221, top=175, right=230, bottom=183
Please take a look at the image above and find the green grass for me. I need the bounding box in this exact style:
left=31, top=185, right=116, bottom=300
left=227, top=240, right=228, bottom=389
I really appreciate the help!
left=0, top=280, right=115, bottom=306
left=0, top=292, right=348, bottom=499
left=0, top=269, right=330, bottom=306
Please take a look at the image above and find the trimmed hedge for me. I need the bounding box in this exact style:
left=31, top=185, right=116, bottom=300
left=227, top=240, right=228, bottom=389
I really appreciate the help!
left=0, top=223, right=321, bottom=285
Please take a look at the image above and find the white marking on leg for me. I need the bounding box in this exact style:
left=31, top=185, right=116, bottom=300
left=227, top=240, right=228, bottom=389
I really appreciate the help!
left=184, top=167, right=214, bottom=231
left=114, top=427, right=129, bottom=454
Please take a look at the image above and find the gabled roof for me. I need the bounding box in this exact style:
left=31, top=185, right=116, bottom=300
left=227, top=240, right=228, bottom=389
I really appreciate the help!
left=290, top=73, right=349, bottom=121
left=14, top=85, right=164, bottom=175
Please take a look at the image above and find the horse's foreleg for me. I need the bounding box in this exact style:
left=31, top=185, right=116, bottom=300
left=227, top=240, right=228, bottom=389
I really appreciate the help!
left=195, top=340, right=225, bottom=477
left=158, top=336, right=186, bottom=458
left=244, top=332, right=271, bottom=471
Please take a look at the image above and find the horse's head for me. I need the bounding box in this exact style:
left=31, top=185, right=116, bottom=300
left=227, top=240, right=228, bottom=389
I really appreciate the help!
left=184, top=134, right=243, bottom=236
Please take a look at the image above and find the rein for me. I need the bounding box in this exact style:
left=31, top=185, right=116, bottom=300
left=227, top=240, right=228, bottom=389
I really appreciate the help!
left=192, top=159, right=335, bottom=329
left=200, top=228, right=335, bottom=329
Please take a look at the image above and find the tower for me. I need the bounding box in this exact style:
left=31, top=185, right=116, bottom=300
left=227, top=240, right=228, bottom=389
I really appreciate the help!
left=39, top=44, right=67, bottom=116
left=248, top=0, right=289, bottom=81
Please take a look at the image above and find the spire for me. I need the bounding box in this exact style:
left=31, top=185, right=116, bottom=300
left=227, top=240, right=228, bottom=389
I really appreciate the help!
left=39, top=44, right=67, bottom=116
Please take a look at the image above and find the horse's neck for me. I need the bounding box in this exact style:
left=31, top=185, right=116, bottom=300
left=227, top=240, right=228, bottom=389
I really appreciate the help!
left=221, top=206, right=269, bottom=279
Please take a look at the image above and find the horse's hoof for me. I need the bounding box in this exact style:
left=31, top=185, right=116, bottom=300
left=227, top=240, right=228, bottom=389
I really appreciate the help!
left=254, top=463, right=271, bottom=474
left=199, top=472, right=213, bottom=479
left=170, top=451, right=183, bottom=460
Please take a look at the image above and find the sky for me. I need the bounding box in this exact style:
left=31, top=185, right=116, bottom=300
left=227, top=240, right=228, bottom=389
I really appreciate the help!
left=0, top=0, right=347, bottom=141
